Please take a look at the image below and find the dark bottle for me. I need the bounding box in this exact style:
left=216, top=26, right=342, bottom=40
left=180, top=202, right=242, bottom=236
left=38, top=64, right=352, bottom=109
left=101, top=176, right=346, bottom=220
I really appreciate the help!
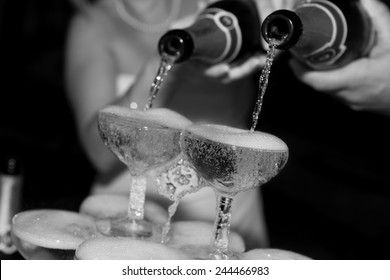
left=158, top=0, right=262, bottom=64
left=0, top=155, right=23, bottom=258
left=261, top=0, right=376, bottom=70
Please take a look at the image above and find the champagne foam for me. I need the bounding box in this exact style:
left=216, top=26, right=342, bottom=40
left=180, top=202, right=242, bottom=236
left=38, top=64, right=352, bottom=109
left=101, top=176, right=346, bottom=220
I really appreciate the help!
left=76, top=236, right=190, bottom=260
left=187, top=124, right=288, bottom=151
left=100, top=106, right=192, bottom=130
left=11, top=210, right=97, bottom=250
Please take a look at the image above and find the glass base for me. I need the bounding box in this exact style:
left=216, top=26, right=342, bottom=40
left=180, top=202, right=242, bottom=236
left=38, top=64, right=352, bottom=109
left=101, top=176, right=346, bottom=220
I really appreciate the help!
left=96, top=217, right=162, bottom=241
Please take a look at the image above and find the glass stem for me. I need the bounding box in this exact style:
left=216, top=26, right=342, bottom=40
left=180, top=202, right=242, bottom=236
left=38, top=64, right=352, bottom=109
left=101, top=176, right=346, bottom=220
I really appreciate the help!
left=127, top=175, right=147, bottom=221
left=213, top=192, right=234, bottom=256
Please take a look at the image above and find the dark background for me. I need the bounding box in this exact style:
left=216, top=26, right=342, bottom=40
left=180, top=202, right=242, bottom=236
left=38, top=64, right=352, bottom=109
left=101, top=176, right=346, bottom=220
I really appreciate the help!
left=0, top=1, right=95, bottom=212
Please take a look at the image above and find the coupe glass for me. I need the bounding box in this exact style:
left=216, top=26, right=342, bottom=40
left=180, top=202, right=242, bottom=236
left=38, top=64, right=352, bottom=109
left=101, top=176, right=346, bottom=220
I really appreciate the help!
left=97, top=105, right=192, bottom=240
left=11, top=209, right=97, bottom=259
left=180, top=123, right=289, bottom=259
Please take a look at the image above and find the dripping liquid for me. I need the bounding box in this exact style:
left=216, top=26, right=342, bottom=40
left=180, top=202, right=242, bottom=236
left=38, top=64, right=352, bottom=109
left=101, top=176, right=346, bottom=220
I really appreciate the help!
left=250, top=41, right=278, bottom=132
left=160, top=180, right=202, bottom=243
left=157, top=159, right=203, bottom=243
left=161, top=199, right=180, bottom=243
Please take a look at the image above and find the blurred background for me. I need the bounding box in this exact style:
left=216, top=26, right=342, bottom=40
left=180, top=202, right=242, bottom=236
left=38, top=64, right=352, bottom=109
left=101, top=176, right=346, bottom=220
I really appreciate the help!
left=1, top=0, right=390, bottom=261
left=0, top=0, right=95, bottom=211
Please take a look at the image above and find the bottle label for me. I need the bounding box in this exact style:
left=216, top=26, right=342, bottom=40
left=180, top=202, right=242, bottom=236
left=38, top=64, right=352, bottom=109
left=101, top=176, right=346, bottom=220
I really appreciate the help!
left=292, top=0, right=347, bottom=68
left=189, top=8, right=242, bottom=64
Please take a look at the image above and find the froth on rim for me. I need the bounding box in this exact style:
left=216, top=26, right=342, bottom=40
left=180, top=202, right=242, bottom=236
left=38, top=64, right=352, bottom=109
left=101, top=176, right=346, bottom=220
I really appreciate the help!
left=76, top=237, right=190, bottom=260
left=99, top=106, right=192, bottom=130
left=11, top=210, right=96, bottom=250
left=186, top=124, right=288, bottom=151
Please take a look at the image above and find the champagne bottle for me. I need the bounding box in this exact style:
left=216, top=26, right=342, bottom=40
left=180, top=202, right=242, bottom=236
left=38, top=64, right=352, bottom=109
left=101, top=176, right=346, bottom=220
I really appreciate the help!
left=0, top=155, right=23, bottom=258
left=158, top=0, right=262, bottom=64
left=261, top=0, right=376, bottom=70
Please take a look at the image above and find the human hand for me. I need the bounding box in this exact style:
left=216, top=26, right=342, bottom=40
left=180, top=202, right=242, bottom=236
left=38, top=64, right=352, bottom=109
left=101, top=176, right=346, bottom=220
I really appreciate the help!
left=204, top=0, right=299, bottom=82
left=289, top=0, right=390, bottom=117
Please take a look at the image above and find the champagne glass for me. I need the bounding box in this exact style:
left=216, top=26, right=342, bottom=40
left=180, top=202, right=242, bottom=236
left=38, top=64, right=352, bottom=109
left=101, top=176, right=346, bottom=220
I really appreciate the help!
left=11, top=209, right=97, bottom=259
left=97, top=105, right=192, bottom=240
left=180, top=123, right=289, bottom=259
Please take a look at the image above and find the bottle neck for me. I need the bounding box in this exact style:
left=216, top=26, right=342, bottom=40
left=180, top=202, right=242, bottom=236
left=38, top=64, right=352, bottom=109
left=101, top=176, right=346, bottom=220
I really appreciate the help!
left=158, top=29, right=194, bottom=63
left=158, top=0, right=262, bottom=64
left=261, top=9, right=302, bottom=50
left=158, top=8, right=242, bottom=64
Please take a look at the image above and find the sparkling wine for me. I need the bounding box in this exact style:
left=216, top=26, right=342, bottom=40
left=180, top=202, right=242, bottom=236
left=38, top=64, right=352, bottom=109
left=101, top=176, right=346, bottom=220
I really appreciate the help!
left=145, top=55, right=176, bottom=110
left=180, top=123, right=288, bottom=259
left=98, top=106, right=192, bottom=176
left=181, top=124, right=288, bottom=195
left=97, top=106, right=193, bottom=239
left=251, top=41, right=279, bottom=131
left=11, top=210, right=97, bottom=260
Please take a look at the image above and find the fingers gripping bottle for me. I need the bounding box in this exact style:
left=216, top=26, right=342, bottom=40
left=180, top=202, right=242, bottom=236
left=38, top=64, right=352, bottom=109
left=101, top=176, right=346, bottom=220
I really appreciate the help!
left=158, top=0, right=262, bottom=64
left=261, top=0, right=376, bottom=70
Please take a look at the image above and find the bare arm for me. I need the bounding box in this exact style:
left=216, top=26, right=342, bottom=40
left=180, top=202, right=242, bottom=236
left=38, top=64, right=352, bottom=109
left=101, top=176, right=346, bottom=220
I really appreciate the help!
left=65, top=9, right=172, bottom=173
left=65, top=13, right=124, bottom=173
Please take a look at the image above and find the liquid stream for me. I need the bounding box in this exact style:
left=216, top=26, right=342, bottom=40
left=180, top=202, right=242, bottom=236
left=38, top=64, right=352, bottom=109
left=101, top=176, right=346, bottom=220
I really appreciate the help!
left=250, top=41, right=278, bottom=132
left=144, top=52, right=202, bottom=242
left=144, top=54, right=176, bottom=110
